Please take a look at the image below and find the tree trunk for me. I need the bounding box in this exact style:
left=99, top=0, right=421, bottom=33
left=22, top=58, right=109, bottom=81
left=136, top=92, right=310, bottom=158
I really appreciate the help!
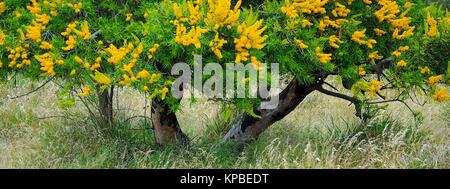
left=223, top=78, right=318, bottom=146
left=97, top=87, right=114, bottom=125
left=151, top=100, right=189, bottom=146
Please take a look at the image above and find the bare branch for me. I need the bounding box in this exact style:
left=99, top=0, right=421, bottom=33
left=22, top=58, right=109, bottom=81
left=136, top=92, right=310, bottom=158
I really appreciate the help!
left=10, top=78, right=52, bottom=100
left=316, top=86, right=358, bottom=104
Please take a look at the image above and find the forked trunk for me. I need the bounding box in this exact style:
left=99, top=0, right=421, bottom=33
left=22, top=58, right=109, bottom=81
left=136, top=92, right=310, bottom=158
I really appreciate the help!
left=151, top=100, right=189, bottom=146
left=224, top=78, right=318, bottom=146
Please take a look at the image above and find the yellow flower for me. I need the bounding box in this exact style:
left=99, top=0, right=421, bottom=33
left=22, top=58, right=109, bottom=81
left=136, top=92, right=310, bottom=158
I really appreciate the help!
left=105, top=44, right=129, bottom=65
left=392, top=50, right=401, bottom=57
left=426, top=10, right=439, bottom=37
left=398, top=46, right=409, bottom=52
left=26, top=21, right=45, bottom=42
left=161, top=87, right=169, bottom=100
left=210, top=33, right=228, bottom=58
left=359, top=66, right=366, bottom=76
left=420, top=66, right=431, bottom=74
left=374, top=28, right=387, bottom=36
left=73, top=21, right=91, bottom=40
left=40, top=41, right=53, bottom=50
left=295, top=38, right=309, bottom=49
left=0, top=2, right=5, bottom=14
left=428, top=75, right=443, bottom=85
left=204, top=0, right=242, bottom=29
left=36, top=53, right=55, bottom=77
left=351, top=29, right=367, bottom=45
left=137, top=70, right=150, bottom=79
left=369, top=80, right=383, bottom=96
left=366, top=39, right=377, bottom=49
left=369, top=51, right=383, bottom=62
left=143, top=86, right=149, bottom=91
left=432, top=88, right=449, bottom=102
left=332, top=2, right=350, bottom=17
left=396, top=60, right=407, bottom=67
left=79, top=86, right=92, bottom=97
left=68, top=2, right=82, bottom=13
left=74, top=56, right=83, bottom=64
left=315, top=47, right=332, bottom=64
left=62, top=35, right=76, bottom=51
left=126, top=13, right=133, bottom=21
left=404, top=2, right=414, bottom=8
left=91, top=71, right=112, bottom=85
left=188, top=2, right=202, bottom=25
left=0, top=29, right=5, bottom=46
left=234, top=19, right=268, bottom=62
left=149, top=73, right=161, bottom=84
left=328, top=35, right=344, bottom=49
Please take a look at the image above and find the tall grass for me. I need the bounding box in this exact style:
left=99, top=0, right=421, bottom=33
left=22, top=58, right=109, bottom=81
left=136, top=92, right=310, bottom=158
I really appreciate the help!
left=0, top=79, right=449, bottom=168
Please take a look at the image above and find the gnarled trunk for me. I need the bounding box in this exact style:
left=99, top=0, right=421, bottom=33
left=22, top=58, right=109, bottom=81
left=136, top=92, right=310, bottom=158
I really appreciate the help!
left=224, top=78, right=318, bottom=146
left=151, top=100, right=189, bottom=146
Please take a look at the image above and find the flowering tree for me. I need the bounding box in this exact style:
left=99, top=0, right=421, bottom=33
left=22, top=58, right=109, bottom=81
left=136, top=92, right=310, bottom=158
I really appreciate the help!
left=0, top=0, right=449, bottom=147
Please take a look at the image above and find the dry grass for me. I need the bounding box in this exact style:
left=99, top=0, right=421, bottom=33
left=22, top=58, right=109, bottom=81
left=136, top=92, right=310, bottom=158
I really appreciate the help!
left=0, top=77, right=448, bottom=168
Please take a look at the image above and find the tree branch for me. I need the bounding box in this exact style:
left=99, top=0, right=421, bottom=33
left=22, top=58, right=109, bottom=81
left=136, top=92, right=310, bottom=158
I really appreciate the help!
left=10, top=78, right=52, bottom=100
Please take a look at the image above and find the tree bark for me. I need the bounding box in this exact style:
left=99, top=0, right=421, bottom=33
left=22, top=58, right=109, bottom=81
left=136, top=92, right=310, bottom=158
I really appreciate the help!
left=151, top=99, right=189, bottom=146
left=223, top=78, right=318, bottom=146
left=97, top=87, right=114, bottom=125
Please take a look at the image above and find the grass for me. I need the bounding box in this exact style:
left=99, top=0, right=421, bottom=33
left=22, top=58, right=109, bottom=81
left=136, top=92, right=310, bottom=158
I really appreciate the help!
left=0, top=78, right=449, bottom=168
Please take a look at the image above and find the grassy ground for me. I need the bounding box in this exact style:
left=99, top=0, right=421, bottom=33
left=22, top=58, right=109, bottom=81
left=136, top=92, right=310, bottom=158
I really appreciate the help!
left=0, top=78, right=449, bottom=168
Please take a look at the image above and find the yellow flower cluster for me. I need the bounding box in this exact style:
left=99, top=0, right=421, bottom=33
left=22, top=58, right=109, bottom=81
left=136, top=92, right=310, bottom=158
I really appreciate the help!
left=368, top=51, right=383, bottom=63
left=79, top=86, right=92, bottom=97
left=281, top=0, right=328, bottom=18
left=332, top=2, right=350, bottom=17
left=318, top=16, right=347, bottom=31
left=294, top=38, right=308, bottom=49
left=374, top=28, right=387, bottom=36
left=328, top=35, right=344, bottom=49
left=105, top=43, right=129, bottom=66
left=432, top=88, right=449, bottom=102
left=36, top=53, right=55, bottom=77
left=204, top=0, right=241, bottom=29
left=428, top=75, right=443, bottom=85
left=6, top=46, right=31, bottom=68
left=123, top=43, right=144, bottom=76
left=67, top=2, right=82, bottom=13
left=396, top=60, right=407, bottom=67
left=234, top=19, right=268, bottom=63
left=0, top=29, right=5, bottom=46
left=188, top=2, right=202, bottom=25
left=351, top=29, right=377, bottom=48
left=420, top=66, right=431, bottom=74
left=175, top=25, right=208, bottom=48
left=0, top=1, right=5, bottom=14
left=91, top=71, right=112, bottom=86
left=391, top=45, right=409, bottom=58
left=359, top=66, right=366, bottom=76
left=426, top=10, right=439, bottom=37
left=61, top=21, right=91, bottom=51
left=375, top=0, right=415, bottom=40
left=315, top=47, right=332, bottom=64
left=369, top=80, right=383, bottom=96
left=25, top=0, right=54, bottom=43
left=147, top=44, right=160, bottom=60
left=74, top=55, right=90, bottom=69
left=209, top=33, right=228, bottom=58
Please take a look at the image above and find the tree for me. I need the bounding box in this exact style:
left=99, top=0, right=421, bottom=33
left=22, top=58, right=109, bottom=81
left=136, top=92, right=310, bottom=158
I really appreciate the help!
left=0, top=0, right=449, bottom=147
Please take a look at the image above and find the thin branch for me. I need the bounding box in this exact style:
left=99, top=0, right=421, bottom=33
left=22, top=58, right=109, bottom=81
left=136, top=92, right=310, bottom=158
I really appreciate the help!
left=323, top=81, right=339, bottom=92
left=10, top=78, right=52, bottom=99
left=317, top=86, right=358, bottom=104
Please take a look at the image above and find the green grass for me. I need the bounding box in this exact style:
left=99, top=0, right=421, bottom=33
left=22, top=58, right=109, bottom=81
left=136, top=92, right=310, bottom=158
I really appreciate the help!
left=0, top=79, right=449, bottom=168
